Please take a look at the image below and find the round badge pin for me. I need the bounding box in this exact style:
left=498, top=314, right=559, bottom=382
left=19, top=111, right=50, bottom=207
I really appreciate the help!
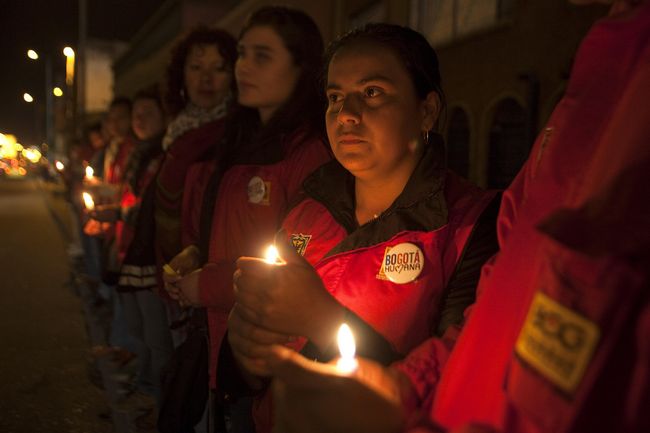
left=247, top=176, right=266, bottom=204
left=381, top=242, right=424, bottom=284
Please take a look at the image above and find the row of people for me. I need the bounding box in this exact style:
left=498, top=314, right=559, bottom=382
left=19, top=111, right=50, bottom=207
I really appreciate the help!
left=70, top=1, right=648, bottom=432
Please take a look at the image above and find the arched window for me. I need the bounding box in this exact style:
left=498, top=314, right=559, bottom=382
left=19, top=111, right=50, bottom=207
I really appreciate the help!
left=446, top=107, right=470, bottom=177
left=487, top=98, right=528, bottom=189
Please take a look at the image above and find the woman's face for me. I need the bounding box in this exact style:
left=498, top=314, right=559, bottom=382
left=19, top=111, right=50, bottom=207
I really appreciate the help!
left=132, top=98, right=165, bottom=141
left=183, top=44, right=232, bottom=110
left=325, top=42, right=435, bottom=181
left=235, top=25, right=301, bottom=123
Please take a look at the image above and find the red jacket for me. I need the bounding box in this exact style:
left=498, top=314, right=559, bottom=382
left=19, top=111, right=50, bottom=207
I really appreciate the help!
left=247, top=145, right=498, bottom=433
left=397, top=4, right=650, bottom=433
left=197, top=129, right=331, bottom=388
left=282, top=156, right=496, bottom=357
left=155, top=118, right=226, bottom=262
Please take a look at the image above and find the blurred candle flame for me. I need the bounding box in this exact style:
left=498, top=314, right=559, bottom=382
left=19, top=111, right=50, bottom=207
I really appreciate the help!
left=55, top=161, right=64, bottom=171
left=82, top=192, right=95, bottom=210
left=85, top=165, right=94, bottom=180
left=337, top=323, right=357, bottom=373
left=264, top=245, right=283, bottom=264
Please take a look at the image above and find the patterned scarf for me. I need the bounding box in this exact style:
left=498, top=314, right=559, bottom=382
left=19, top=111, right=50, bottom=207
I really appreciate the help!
left=162, top=98, right=230, bottom=151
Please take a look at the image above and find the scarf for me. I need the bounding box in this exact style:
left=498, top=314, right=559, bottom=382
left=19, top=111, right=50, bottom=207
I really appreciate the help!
left=162, top=99, right=229, bottom=151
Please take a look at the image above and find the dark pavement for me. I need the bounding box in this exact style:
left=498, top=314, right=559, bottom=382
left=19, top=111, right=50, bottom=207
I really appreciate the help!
left=0, top=176, right=112, bottom=433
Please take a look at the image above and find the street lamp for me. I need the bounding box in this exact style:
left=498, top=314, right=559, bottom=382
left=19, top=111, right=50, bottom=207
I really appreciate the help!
left=26, top=49, right=54, bottom=150
left=63, top=47, right=75, bottom=87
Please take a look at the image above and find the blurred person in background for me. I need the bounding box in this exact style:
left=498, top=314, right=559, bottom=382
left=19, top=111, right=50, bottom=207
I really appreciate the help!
left=150, top=26, right=238, bottom=433
left=162, top=6, right=331, bottom=433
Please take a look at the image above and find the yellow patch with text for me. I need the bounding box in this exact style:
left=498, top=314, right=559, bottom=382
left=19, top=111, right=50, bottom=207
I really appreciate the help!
left=515, top=291, right=600, bottom=394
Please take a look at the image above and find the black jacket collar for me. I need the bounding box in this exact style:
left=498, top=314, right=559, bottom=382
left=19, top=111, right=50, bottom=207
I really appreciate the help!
left=303, top=136, right=449, bottom=256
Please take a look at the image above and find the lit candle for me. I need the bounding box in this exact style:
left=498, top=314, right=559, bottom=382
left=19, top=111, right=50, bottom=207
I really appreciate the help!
left=336, top=323, right=358, bottom=373
left=82, top=192, right=95, bottom=210
left=263, top=244, right=284, bottom=264
left=85, top=165, right=94, bottom=181
left=55, top=161, right=64, bottom=171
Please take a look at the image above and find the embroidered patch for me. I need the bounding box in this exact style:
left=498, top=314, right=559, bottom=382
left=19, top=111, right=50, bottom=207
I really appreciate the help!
left=290, top=233, right=312, bottom=256
left=247, top=176, right=271, bottom=205
left=376, top=242, right=424, bottom=284
left=515, top=291, right=600, bottom=394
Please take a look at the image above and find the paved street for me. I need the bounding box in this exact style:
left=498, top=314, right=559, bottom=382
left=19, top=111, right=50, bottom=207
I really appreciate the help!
left=0, top=176, right=112, bottom=433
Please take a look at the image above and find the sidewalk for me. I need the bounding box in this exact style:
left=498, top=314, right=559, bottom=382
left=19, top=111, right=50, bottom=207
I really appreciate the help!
left=40, top=176, right=144, bottom=433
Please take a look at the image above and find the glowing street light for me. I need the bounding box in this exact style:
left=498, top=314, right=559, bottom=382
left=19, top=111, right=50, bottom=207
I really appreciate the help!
left=63, top=46, right=75, bottom=86
left=53, top=87, right=63, bottom=97
left=27, top=49, right=39, bottom=60
left=23, top=93, right=34, bottom=103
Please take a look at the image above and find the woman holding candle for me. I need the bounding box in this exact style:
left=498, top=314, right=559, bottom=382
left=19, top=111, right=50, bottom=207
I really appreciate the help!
left=162, top=5, right=330, bottom=431
left=254, top=1, right=650, bottom=432
left=227, top=22, right=499, bottom=433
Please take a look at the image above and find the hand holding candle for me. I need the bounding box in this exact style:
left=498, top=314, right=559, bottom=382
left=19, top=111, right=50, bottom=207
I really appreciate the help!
left=268, top=344, right=406, bottom=433
left=233, top=241, right=346, bottom=350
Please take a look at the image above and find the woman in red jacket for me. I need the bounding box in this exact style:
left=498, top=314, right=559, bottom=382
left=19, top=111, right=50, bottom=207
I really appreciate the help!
left=227, top=22, right=499, bottom=433
left=163, top=6, right=331, bottom=431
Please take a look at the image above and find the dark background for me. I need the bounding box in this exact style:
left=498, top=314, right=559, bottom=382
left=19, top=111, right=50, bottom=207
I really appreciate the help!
left=0, top=0, right=165, bottom=146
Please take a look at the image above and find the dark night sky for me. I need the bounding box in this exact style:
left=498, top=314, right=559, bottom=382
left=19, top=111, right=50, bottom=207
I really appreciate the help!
left=0, top=0, right=165, bottom=146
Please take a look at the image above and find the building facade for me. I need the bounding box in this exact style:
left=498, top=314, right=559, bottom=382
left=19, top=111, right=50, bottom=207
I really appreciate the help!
left=113, top=0, right=608, bottom=187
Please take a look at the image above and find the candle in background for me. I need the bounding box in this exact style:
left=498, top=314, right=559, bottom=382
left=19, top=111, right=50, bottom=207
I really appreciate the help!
left=55, top=161, right=64, bottom=171
left=336, top=323, right=358, bottom=373
left=85, top=165, right=94, bottom=181
left=264, top=245, right=284, bottom=264
left=82, top=192, right=95, bottom=210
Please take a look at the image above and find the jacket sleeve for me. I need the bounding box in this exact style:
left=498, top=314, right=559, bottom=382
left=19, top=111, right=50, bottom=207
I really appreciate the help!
left=435, top=194, right=500, bottom=336
left=281, top=136, right=331, bottom=208
left=198, top=261, right=236, bottom=312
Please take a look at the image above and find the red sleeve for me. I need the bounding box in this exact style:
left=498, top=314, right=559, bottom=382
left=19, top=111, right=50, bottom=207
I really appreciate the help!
left=281, top=135, right=331, bottom=207
left=198, top=261, right=236, bottom=312
left=181, top=161, right=215, bottom=248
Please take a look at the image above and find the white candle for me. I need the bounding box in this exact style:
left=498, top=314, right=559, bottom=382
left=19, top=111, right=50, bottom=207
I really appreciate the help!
left=263, top=245, right=284, bottom=264
left=82, top=192, right=95, bottom=210
left=336, top=323, right=358, bottom=373
left=85, top=165, right=94, bottom=181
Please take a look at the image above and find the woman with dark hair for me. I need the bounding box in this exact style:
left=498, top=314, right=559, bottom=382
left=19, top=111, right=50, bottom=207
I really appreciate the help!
left=162, top=5, right=330, bottom=432
left=155, top=26, right=237, bottom=266
left=228, top=23, right=500, bottom=433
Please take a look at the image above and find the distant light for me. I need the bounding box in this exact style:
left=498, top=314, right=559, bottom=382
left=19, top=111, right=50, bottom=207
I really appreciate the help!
left=23, top=93, right=34, bottom=103
left=27, top=49, right=39, bottom=60
left=55, top=161, right=65, bottom=171
left=53, top=87, right=63, bottom=97
left=63, top=47, right=75, bottom=58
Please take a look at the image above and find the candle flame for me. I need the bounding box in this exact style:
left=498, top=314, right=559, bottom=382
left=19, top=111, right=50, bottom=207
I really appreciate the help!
left=85, top=165, right=94, bottom=179
left=55, top=161, right=64, bottom=171
left=82, top=192, right=95, bottom=210
left=337, top=323, right=357, bottom=373
left=264, top=245, right=282, bottom=264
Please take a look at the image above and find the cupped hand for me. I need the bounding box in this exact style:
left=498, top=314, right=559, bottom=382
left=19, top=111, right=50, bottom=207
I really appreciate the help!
left=227, top=303, right=295, bottom=381
left=233, top=240, right=344, bottom=350
left=173, top=268, right=203, bottom=307
left=88, top=204, right=120, bottom=222
left=268, top=345, right=406, bottom=433
left=163, top=245, right=201, bottom=290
